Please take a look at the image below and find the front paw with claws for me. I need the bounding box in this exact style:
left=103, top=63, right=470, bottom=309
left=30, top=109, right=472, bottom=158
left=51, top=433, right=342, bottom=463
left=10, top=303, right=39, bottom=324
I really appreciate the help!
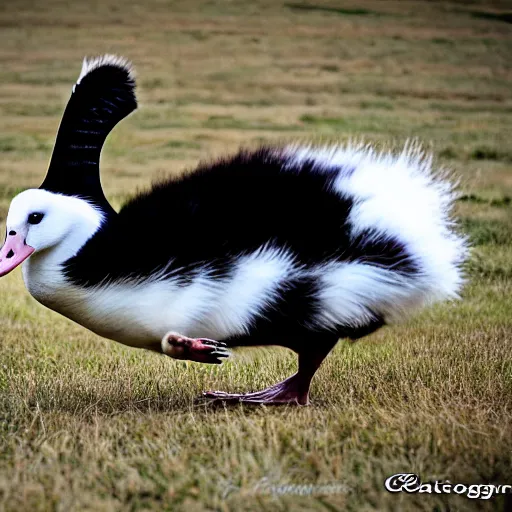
left=161, top=331, right=230, bottom=364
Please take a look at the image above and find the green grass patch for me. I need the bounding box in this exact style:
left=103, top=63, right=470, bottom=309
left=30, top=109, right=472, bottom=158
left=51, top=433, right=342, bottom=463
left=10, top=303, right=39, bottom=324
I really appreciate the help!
left=470, top=146, right=512, bottom=163
left=430, top=37, right=455, bottom=46
left=470, top=11, right=512, bottom=24
left=320, top=64, right=340, bottom=73
left=0, top=135, right=51, bottom=154
left=299, top=114, right=349, bottom=128
left=285, top=3, right=378, bottom=16
left=460, top=216, right=511, bottom=246
left=0, top=184, right=25, bottom=200
left=141, top=77, right=166, bottom=89
left=162, top=140, right=202, bottom=149
left=459, top=194, right=511, bottom=208
left=359, top=100, right=394, bottom=111
left=0, top=102, right=61, bottom=117
left=438, top=147, right=459, bottom=159
left=467, top=246, right=512, bottom=280
left=204, top=115, right=300, bottom=131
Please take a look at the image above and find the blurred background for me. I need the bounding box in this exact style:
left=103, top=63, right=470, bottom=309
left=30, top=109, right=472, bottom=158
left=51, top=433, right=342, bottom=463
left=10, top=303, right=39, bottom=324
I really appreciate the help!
left=1, top=0, right=511, bottom=210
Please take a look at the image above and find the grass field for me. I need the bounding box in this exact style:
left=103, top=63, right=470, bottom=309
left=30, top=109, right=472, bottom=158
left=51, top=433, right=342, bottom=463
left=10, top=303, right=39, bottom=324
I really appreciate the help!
left=0, top=0, right=512, bottom=510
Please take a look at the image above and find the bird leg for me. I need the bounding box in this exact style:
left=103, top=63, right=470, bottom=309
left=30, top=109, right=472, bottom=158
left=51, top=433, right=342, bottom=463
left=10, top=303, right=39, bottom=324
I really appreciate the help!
left=161, top=331, right=230, bottom=364
left=204, top=372, right=311, bottom=405
left=204, top=343, right=336, bottom=405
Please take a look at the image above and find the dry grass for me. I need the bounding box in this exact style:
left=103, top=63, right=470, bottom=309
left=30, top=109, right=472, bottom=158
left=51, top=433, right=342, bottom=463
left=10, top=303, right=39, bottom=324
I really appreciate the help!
left=0, top=0, right=511, bottom=510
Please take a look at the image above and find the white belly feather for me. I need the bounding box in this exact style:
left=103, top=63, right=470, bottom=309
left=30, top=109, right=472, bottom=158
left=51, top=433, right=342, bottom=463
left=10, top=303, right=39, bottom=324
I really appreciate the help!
left=22, top=246, right=297, bottom=347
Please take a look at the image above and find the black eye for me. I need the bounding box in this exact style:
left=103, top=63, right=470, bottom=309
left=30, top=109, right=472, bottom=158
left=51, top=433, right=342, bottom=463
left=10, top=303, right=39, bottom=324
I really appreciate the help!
left=28, top=212, right=44, bottom=225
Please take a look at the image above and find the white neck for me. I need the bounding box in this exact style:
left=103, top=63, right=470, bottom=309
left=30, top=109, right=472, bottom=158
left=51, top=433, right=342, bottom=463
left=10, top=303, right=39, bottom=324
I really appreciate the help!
left=22, top=199, right=104, bottom=302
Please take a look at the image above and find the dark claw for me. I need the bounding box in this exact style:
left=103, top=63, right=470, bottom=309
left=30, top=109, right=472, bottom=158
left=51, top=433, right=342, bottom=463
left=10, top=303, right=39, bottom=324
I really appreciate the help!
left=200, top=338, right=227, bottom=348
left=211, top=350, right=230, bottom=358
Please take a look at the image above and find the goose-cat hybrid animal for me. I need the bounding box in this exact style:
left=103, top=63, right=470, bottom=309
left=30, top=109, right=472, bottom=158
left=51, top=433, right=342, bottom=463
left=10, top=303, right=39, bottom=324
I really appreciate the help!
left=0, top=55, right=467, bottom=405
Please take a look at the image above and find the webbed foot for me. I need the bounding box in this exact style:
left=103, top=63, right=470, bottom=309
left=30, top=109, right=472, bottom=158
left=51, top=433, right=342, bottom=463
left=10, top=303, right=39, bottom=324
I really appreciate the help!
left=203, top=374, right=309, bottom=405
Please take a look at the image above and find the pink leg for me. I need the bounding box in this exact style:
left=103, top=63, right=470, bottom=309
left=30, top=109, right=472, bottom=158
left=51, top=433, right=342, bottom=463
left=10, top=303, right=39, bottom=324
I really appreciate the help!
left=204, top=346, right=335, bottom=405
left=161, top=332, right=230, bottom=364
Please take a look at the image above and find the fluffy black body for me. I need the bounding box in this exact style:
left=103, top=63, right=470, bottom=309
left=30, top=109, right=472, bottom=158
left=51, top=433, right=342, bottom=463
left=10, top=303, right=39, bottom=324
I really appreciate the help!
left=61, top=148, right=417, bottom=349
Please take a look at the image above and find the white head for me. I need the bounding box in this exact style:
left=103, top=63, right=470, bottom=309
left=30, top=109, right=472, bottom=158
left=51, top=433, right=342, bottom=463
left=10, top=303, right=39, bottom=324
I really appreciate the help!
left=0, top=189, right=104, bottom=277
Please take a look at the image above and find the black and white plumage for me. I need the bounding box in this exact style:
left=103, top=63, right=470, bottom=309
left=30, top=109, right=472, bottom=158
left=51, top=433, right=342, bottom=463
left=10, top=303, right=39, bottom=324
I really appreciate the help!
left=0, top=56, right=468, bottom=405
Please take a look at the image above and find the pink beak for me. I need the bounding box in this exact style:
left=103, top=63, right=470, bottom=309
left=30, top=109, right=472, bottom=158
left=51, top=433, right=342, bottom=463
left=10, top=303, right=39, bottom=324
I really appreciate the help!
left=0, top=232, right=35, bottom=277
